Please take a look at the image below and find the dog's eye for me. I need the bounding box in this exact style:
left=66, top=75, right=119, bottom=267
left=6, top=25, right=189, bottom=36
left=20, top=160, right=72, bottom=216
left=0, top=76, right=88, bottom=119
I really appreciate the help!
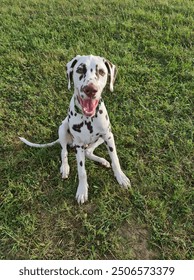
left=99, top=69, right=105, bottom=76
left=76, top=67, right=84, bottom=74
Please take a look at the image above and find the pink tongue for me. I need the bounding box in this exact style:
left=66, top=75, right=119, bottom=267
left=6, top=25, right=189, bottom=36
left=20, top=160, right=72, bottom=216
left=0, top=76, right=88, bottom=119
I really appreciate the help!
left=82, top=99, right=98, bottom=116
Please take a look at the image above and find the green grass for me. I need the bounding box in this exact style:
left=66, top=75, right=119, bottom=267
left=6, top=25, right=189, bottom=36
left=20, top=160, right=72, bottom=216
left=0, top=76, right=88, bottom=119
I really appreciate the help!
left=0, top=0, right=193, bottom=260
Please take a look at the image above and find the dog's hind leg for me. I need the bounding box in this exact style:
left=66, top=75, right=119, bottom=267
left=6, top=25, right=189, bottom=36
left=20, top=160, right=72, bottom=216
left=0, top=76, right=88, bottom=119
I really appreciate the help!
left=85, top=138, right=110, bottom=168
left=58, top=118, right=72, bottom=179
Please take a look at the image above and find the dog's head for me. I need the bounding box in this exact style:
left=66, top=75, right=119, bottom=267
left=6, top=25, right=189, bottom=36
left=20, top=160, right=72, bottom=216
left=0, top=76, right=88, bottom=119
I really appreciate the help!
left=66, top=55, right=117, bottom=117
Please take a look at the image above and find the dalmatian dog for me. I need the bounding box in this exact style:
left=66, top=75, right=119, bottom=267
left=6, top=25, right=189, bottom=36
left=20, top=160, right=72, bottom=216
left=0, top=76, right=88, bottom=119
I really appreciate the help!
left=20, top=55, right=131, bottom=204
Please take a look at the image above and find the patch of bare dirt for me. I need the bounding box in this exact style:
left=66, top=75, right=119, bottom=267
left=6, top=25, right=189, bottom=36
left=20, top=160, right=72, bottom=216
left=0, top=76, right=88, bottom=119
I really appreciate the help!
left=118, top=220, right=159, bottom=259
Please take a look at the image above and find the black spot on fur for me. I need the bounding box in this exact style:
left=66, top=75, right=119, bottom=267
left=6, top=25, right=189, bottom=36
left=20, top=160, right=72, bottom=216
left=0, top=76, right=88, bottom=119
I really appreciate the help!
left=95, top=65, right=99, bottom=79
left=70, top=111, right=73, bottom=116
left=82, top=64, right=87, bottom=75
left=74, top=112, right=77, bottom=116
left=80, top=161, right=83, bottom=166
left=105, top=114, right=108, bottom=120
left=75, top=145, right=84, bottom=150
left=72, top=122, right=84, bottom=132
left=67, top=129, right=70, bottom=134
left=99, top=110, right=103, bottom=114
left=85, top=121, right=93, bottom=134
left=77, top=63, right=87, bottom=80
left=109, top=146, right=113, bottom=152
left=68, top=59, right=79, bottom=84
left=69, top=71, right=73, bottom=83
left=71, top=59, right=78, bottom=68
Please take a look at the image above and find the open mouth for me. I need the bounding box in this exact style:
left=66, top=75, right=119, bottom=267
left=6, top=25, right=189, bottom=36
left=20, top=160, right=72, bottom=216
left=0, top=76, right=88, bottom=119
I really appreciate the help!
left=78, top=96, right=99, bottom=117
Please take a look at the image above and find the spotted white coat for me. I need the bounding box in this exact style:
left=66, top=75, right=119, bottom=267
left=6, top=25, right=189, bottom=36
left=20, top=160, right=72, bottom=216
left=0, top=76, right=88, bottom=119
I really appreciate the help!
left=20, top=55, right=131, bottom=204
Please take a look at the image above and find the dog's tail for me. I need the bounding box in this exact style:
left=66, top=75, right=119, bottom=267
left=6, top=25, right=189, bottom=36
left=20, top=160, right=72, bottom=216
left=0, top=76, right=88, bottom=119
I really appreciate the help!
left=19, top=137, right=59, bottom=148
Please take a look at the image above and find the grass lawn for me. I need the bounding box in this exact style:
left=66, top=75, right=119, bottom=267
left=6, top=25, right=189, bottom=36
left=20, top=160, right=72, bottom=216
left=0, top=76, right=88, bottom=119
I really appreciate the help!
left=0, top=0, right=193, bottom=259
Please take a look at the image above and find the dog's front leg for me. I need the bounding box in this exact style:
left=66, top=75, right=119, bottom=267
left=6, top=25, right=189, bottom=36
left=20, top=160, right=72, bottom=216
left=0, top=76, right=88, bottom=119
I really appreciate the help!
left=104, top=132, right=131, bottom=188
left=58, top=118, right=70, bottom=179
left=75, top=146, right=88, bottom=204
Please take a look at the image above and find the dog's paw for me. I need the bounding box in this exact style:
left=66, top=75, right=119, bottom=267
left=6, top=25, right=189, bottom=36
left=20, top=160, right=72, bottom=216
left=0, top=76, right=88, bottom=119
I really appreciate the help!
left=76, top=184, right=88, bottom=204
left=115, top=171, right=131, bottom=189
left=101, top=159, right=111, bottom=168
left=60, top=164, right=70, bottom=179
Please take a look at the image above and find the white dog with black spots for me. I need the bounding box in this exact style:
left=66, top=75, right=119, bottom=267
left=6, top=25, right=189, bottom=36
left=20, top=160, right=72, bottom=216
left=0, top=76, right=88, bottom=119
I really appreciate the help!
left=20, top=55, right=131, bottom=204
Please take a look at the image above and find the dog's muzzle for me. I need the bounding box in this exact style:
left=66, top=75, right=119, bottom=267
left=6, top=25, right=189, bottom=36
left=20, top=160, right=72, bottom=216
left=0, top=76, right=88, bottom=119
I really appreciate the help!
left=79, top=83, right=99, bottom=117
left=83, top=84, right=98, bottom=97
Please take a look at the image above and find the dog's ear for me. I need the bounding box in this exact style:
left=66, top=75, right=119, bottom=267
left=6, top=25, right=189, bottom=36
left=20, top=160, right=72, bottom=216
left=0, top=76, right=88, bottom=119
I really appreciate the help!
left=104, top=59, right=117, bottom=92
left=66, top=55, right=81, bottom=90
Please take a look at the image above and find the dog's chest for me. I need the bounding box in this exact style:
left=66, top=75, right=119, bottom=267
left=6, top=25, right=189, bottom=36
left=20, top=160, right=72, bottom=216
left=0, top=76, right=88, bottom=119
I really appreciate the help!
left=68, top=108, right=110, bottom=146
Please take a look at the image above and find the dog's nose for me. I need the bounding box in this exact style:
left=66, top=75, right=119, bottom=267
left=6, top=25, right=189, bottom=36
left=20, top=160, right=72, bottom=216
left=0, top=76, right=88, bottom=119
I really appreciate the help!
left=83, top=84, right=98, bottom=97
